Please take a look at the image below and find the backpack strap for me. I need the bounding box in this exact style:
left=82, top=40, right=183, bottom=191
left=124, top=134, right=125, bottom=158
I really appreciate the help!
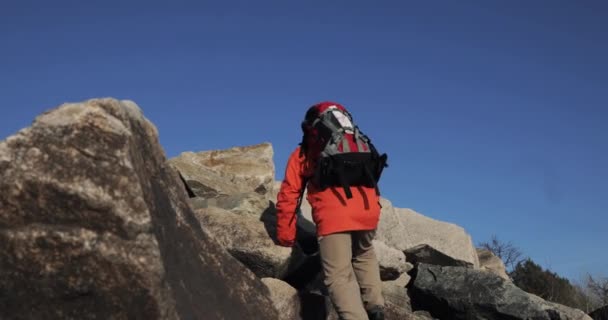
left=354, top=128, right=366, bottom=152
left=336, top=164, right=353, bottom=199
left=339, top=135, right=351, bottom=153
left=363, top=164, right=380, bottom=196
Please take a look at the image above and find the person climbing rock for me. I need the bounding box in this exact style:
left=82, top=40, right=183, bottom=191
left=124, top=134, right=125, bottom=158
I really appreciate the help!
left=276, top=101, right=388, bottom=320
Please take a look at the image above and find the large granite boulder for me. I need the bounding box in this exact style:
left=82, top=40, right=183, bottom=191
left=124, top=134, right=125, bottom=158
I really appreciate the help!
left=168, top=142, right=275, bottom=198
left=0, top=99, right=278, bottom=320
left=376, top=198, right=480, bottom=268
left=409, top=263, right=591, bottom=320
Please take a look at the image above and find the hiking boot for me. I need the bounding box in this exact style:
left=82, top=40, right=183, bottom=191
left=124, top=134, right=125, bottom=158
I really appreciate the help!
left=366, top=305, right=384, bottom=320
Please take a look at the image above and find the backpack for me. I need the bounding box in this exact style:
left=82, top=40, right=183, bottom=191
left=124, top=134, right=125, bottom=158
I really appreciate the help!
left=299, top=102, right=388, bottom=199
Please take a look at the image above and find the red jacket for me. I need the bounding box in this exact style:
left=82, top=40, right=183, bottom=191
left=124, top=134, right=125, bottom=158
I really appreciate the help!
left=275, top=146, right=381, bottom=246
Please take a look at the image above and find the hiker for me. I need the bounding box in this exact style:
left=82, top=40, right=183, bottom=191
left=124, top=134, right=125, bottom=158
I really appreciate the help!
left=276, top=101, right=388, bottom=320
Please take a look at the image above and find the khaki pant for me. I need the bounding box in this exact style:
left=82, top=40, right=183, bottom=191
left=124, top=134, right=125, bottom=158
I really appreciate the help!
left=318, top=230, right=384, bottom=320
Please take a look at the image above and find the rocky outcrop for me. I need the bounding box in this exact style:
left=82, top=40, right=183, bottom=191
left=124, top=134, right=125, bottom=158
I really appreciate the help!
left=3, top=98, right=592, bottom=320
left=168, top=142, right=275, bottom=198
left=376, top=198, right=480, bottom=268
left=409, top=263, right=592, bottom=320
left=477, top=247, right=510, bottom=280
left=0, top=99, right=278, bottom=320
left=186, top=142, right=592, bottom=320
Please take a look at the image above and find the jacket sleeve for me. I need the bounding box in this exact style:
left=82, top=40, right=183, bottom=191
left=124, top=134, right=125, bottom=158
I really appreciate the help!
left=275, top=148, right=305, bottom=247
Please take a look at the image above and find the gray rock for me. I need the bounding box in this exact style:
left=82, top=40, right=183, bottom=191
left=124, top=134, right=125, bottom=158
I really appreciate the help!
left=409, top=263, right=591, bottom=320
left=376, top=198, right=480, bottom=268
left=477, top=247, right=510, bottom=280
left=261, top=278, right=302, bottom=320
left=0, top=99, right=278, bottom=320
left=169, top=142, right=275, bottom=198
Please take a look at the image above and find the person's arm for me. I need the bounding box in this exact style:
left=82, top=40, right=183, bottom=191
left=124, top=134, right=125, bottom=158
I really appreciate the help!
left=275, top=148, right=305, bottom=247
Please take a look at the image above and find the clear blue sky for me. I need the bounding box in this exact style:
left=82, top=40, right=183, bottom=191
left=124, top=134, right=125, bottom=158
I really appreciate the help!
left=1, top=0, right=606, bottom=282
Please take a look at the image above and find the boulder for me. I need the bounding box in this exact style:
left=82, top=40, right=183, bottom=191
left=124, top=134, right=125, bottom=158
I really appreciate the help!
left=476, top=248, right=510, bottom=280
left=376, top=198, right=480, bottom=268
left=168, top=142, right=275, bottom=198
left=0, top=99, right=278, bottom=320
left=409, top=263, right=591, bottom=320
